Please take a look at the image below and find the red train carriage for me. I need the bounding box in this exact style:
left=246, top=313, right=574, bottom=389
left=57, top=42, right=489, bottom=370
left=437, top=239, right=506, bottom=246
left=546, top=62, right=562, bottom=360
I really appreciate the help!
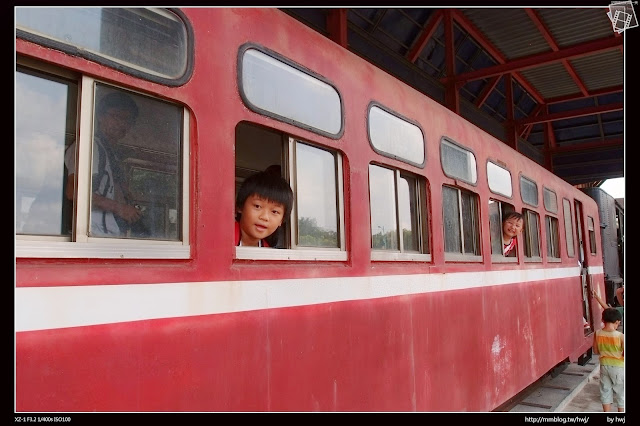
left=15, top=8, right=606, bottom=412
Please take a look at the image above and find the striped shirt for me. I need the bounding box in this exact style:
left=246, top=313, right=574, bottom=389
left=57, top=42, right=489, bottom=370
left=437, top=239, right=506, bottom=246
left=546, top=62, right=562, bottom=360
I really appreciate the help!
left=595, top=329, right=624, bottom=367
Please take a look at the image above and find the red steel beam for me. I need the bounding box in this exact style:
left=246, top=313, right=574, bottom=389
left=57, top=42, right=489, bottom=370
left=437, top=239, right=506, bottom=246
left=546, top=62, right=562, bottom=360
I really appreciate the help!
left=406, top=10, right=443, bottom=63
left=551, top=138, right=623, bottom=153
left=443, top=10, right=459, bottom=113
left=443, top=36, right=622, bottom=85
left=474, top=76, right=499, bottom=108
left=449, top=9, right=545, bottom=104
left=546, top=85, right=623, bottom=104
left=526, top=9, right=589, bottom=96
left=327, top=9, right=348, bottom=48
left=516, top=103, right=623, bottom=126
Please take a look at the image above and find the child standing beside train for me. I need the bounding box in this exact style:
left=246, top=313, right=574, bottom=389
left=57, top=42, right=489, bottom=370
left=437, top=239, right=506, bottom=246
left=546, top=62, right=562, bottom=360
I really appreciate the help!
left=593, top=307, right=624, bottom=412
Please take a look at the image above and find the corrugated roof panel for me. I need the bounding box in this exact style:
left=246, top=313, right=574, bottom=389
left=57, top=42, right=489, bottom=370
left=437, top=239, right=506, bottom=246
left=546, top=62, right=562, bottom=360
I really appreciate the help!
left=460, top=8, right=550, bottom=59
left=570, top=50, right=624, bottom=91
left=537, top=8, right=614, bottom=47
left=520, top=62, right=580, bottom=98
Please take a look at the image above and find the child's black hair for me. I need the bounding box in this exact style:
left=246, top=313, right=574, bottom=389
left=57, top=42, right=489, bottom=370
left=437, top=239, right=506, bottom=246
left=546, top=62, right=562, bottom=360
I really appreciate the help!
left=602, top=307, right=622, bottom=324
left=235, top=171, right=294, bottom=221
left=503, top=211, right=524, bottom=223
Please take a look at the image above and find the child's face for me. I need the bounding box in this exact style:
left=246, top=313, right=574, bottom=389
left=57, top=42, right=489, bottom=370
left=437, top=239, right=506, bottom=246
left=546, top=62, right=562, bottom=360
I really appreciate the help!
left=503, top=218, right=523, bottom=239
left=237, top=194, right=285, bottom=246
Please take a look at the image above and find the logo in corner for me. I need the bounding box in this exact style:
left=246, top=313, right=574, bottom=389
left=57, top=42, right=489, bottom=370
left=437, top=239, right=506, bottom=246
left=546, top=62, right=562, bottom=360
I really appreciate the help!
left=608, top=1, right=638, bottom=33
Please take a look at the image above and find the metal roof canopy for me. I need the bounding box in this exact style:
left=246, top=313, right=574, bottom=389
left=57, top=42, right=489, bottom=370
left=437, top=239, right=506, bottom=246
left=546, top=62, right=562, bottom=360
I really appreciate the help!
left=281, top=7, right=624, bottom=187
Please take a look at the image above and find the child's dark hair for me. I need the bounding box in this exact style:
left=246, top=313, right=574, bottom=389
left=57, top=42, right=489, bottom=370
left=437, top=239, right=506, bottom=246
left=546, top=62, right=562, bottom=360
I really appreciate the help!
left=503, top=211, right=524, bottom=223
left=602, top=307, right=622, bottom=324
left=235, top=171, right=294, bottom=221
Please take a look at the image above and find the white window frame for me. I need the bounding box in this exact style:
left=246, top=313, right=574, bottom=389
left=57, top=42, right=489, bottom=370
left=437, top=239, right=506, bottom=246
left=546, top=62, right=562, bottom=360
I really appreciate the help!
left=235, top=137, right=347, bottom=261
left=15, top=71, right=191, bottom=259
left=369, top=165, right=430, bottom=262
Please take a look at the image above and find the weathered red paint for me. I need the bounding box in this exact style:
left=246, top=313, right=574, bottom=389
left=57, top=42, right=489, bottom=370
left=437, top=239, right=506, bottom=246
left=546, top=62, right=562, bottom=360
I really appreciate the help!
left=15, top=8, right=603, bottom=412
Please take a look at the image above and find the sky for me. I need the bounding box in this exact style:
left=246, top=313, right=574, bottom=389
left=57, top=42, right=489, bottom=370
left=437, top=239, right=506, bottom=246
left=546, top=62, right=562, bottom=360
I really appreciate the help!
left=599, top=177, right=625, bottom=199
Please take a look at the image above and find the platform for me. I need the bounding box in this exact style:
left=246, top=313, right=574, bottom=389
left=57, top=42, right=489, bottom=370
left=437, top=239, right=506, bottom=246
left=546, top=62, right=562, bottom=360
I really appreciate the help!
left=508, top=357, right=602, bottom=412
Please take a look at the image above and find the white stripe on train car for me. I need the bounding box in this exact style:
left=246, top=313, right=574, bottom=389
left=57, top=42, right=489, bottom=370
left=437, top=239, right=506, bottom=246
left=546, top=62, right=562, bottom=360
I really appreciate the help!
left=15, top=266, right=602, bottom=332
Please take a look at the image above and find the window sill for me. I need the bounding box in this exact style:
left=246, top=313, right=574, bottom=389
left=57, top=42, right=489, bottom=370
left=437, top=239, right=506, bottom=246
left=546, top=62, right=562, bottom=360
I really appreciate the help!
left=15, top=239, right=190, bottom=259
left=235, top=247, right=347, bottom=261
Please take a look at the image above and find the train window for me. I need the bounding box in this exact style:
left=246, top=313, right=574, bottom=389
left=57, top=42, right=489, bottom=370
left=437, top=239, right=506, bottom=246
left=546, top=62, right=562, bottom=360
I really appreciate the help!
left=239, top=45, right=343, bottom=138
left=440, top=138, right=477, bottom=185
left=16, top=64, right=190, bottom=259
left=367, top=104, right=425, bottom=167
left=368, top=164, right=430, bottom=261
left=488, top=200, right=518, bottom=262
left=443, top=185, right=481, bottom=261
left=235, top=122, right=347, bottom=261
left=562, top=198, right=576, bottom=258
left=543, top=187, right=558, bottom=213
left=520, top=175, right=538, bottom=207
left=487, top=161, right=512, bottom=197
left=545, top=215, right=561, bottom=261
left=16, top=65, right=77, bottom=237
left=587, top=216, right=597, bottom=255
left=16, top=8, right=191, bottom=86
left=523, top=209, right=541, bottom=261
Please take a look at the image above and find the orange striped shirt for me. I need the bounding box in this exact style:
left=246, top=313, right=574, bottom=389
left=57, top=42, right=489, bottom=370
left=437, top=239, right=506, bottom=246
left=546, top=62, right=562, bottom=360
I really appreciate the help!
left=595, top=329, right=624, bottom=367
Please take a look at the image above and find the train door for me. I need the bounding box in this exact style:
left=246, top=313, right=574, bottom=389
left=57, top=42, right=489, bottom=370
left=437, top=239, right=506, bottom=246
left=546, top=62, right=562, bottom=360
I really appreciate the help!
left=574, top=200, right=592, bottom=334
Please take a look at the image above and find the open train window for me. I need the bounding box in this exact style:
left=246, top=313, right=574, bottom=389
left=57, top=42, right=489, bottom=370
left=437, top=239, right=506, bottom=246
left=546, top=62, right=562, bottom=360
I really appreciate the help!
left=562, top=198, right=576, bottom=258
left=368, top=164, right=430, bottom=261
left=523, top=209, right=541, bottom=261
left=442, top=185, right=481, bottom=262
left=587, top=216, right=597, bottom=255
left=234, top=122, right=346, bottom=261
left=15, top=60, right=190, bottom=259
left=488, top=200, right=517, bottom=262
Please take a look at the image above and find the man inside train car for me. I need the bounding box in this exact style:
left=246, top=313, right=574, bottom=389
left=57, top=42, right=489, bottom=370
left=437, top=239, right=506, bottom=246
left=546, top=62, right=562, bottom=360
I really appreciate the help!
left=502, top=212, right=524, bottom=257
left=64, top=91, right=143, bottom=237
left=235, top=170, right=293, bottom=247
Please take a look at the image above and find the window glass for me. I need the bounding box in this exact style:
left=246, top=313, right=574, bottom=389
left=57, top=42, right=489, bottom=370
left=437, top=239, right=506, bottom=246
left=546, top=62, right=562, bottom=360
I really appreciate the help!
left=87, top=84, right=183, bottom=240
left=296, top=142, right=339, bottom=248
left=487, top=161, right=512, bottom=197
left=588, top=216, right=597, bottom=254
left=16, top=68, right=76, bottom=236
left=443, top=186, right=461, bottom=253
left=240, top=47, right=342, bottom=137
left=523, top=209, right=541, bottom=259
left=545, top=215, right=561, bottom=259
left=563, top=198, right=575, bottom=257
left=520, top=175, right=538, bottom=207
left=16, top=8, right=188, bottom=81
left=368, top=165, right=428, bottom=256
left=369, top=165, right=398, bottom=250
left=443, top=185, right=480, bottom=256
left=543, top=187, right=558, bottom=213
left=441, top=138, right=477, bottom=185
left=398, top=176, right=419, bottom=251
left=15, top=64, right=189, bottom=259
left=368, top=105, right=425, bottom=166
